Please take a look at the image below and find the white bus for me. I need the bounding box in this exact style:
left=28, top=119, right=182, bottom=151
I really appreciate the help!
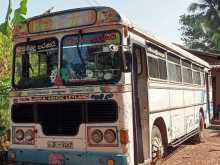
left=8, top=6, right=212, bottom=165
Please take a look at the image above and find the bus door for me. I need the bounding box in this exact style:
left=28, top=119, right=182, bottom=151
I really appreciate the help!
left=132, top=44, right=150, bottom=164
left=205, top=72, right=213, bottom=121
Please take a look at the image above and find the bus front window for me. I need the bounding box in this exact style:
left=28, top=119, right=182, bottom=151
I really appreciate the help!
left=61, top=31, right=121, bottom=84
left=13, top=38, right=58, bottom=88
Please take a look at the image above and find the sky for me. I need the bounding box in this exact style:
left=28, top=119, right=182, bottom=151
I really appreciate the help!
left=0, top=0, right=195, bottom=44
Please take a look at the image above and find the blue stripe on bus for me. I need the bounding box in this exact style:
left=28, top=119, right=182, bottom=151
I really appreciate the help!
left=8, top=148, right=127, bottom=165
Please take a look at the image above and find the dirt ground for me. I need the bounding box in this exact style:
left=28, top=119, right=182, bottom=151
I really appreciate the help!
left=162, top=129, right=220, bottom=165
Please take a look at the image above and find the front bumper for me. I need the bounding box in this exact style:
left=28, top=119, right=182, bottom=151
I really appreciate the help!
left=8, top=148, right=127, bottom=165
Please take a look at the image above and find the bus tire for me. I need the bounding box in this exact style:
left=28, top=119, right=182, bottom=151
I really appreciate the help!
left=193, top=112, right=205, bottom=143
left=151, top=125, right=164, bottom=165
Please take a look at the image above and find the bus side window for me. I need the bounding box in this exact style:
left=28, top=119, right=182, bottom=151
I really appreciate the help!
left=133, top=44, right=143, bottom=74
left=182, top=59, right=192, bottom=84
left=192, top=64, right=202, bottom=85
left=167, top=53, right=182, bottom=82
left=146, top=43, right=167, bottom=80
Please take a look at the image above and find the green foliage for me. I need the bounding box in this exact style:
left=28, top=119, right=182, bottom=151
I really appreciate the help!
left=0, top=0, right=12, bottom=36
left=0, top=22, right=11, bottom=37
left=179, top=14, right=215, bottom=51
left=0, top=0, right=28, bottom=135
left=0, top=0, right=28, bottom=36
left=0, top=33, right=12, bottom=135
left=179, top=0, right=220, bottom=52
left=0, top=78, right=10, bottom=136
left=12, top=0, right=28, bottom=25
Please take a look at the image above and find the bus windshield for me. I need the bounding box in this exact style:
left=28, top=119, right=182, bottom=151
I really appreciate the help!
left=61, top=31, right=121, bottom=84
left=13, top=38, right=58, bottom=88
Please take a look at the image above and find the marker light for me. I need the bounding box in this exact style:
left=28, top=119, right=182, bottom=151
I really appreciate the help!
left=91, top=129, right=103, bottom=143
left=120, top=129, right=128, bottom=145
left=107, top=159, right=115, bottom=165
left=15, top=129, right=24, bottom=141
left=104, top=129, right=116, bottom=143
left=24, top=129, right=34, bottom=141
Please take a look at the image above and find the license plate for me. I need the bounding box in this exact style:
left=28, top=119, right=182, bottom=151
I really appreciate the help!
left=47, top=141, right=73, bottom=149
left=48, top=153, right=65, bottom=165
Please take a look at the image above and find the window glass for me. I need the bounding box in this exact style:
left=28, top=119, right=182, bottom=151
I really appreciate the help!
left=148, top=56, right=167, bottom=80
left=183, top=67, right=192, bottom=83
left=167, top=53, right=182, bottom=82
left=182, top=59, right=191, bottom=68
left=14, top=38, right=58, bottom=88
left=14, top=54, right=22, bottom=85
left=167, top=53, right=180, bottom=64
left=168, top=63, right=182, bottom=82
left=148, top=56, right=159, bottom=78
left=158, top=59, right=167, bottom=79
left=147, top=44, right=166, bottom=58
left=192, top=64, right=201, bottom=71
left=62, top=31, right=121, bottom=84
left=133, top=45, right=142, bottom=74
left=193, top=71, right=201, bottom=85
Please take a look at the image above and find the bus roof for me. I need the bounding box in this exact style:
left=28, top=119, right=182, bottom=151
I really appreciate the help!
left=13, top=6, right=210, bottom=68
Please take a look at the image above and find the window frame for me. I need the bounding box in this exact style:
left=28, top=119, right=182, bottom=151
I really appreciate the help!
left=12, top=37, right=59, bottom=89
left=167, top=53, right=182, bottom=83
left=192, top=63, right=203, bottom=86
left=146, top=44, right=168, bottom=81
left=60, top=30, right=123, bottom=86
left=132, top=44, right=145, bottom=75
left=146, top=43, right=206, bottom=87
left=181, top=59, right=193, bottom=85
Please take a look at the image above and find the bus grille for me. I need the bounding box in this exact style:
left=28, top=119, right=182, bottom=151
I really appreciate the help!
left=12, top=101, right=118, bottom=136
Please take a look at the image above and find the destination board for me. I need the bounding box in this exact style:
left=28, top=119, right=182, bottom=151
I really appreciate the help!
left=28, top=10, right=96, bottom=33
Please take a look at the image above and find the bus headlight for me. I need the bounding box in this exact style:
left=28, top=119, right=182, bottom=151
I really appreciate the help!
left=24, top=129, right=34, bottom=141
left=104, top=129, right=116, bottom=143
left=15, top=129, right=24, bottom=141
left=91, top=129, right=103, bottom=143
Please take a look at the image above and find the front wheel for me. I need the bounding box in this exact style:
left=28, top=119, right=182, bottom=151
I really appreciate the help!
left=151, top=125, right=164, bottom=165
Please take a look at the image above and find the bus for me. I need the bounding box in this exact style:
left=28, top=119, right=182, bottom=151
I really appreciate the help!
left=8, top=6, right=213, bottom=165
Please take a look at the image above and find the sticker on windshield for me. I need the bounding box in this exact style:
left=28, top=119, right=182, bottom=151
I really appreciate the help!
left=50, top=68, right=58, bottom=83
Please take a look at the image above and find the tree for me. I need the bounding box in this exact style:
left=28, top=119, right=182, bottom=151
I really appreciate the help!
left=179, top=0, right=220, bottom=53
left=0, top=0, right=28, bottom=136
left=179, top=14, right=215, bottom=51
left=0, top=0, right=28, bottom=37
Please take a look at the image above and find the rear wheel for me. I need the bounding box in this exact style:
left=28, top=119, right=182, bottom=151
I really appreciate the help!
left=151, top=125, right=164, bottom=165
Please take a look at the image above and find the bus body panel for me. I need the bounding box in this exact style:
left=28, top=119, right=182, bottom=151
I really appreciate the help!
left=10, top=85, right=134, bottom=164
left=9, top=148, right=127, bottom=165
